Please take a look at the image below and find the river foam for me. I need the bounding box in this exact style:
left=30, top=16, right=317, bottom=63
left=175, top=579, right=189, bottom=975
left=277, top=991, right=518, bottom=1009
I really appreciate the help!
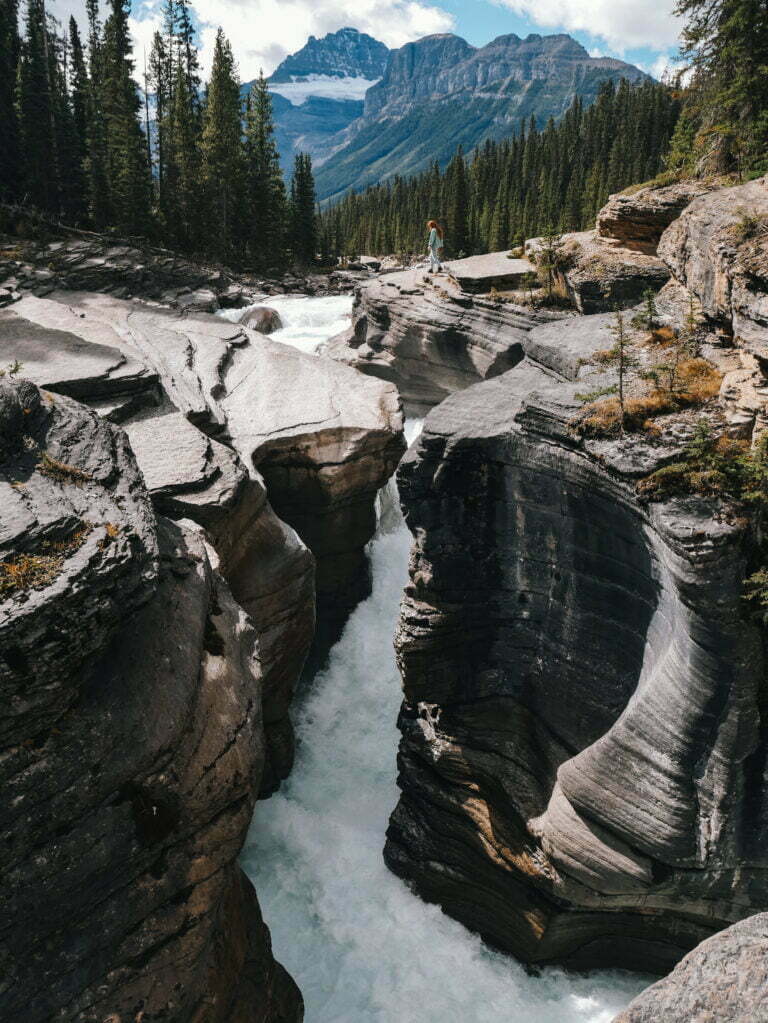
left=219, top=294, right=353, bottom=354
left=241, top=412, right=650, bottom=1022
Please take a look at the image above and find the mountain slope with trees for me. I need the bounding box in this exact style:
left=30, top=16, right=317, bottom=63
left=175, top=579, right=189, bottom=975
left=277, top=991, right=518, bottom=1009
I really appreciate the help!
left=320, top=79, right=680, bottom=258
left=314, top=32, right=651, bottom=200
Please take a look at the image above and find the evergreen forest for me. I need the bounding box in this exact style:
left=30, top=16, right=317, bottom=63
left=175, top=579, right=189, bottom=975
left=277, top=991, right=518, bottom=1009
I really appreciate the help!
left=0, top=0, right=765, bottom=268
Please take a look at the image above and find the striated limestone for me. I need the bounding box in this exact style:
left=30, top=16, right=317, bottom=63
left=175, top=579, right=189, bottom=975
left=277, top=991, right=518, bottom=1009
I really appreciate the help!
left=658, top=175, right=768, bottom=348
left=596, top=180, right=718, bottom=254
left=386, top=315, right=767, bottom=973
left=2, top=290, right=403, bottom=665
left=0, top=378, right=302, bottom=1022
left=326, top=268, right=558, bottom=414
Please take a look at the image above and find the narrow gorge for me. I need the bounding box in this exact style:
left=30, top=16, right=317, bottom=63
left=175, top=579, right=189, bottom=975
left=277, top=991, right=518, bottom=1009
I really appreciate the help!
left=2, top=172, right=768, bottom=1022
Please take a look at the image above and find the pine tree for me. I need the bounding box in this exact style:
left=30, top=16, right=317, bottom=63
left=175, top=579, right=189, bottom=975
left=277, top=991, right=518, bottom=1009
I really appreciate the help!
left=165, top=52, right=201, bottom=249
left=84, top=0, right=110, bottom=227
left=200, top=28, right=244, bottom=262
left=445, top=145, right=469, bottom=257
left=675, top=0, right=768, bottom=174
left=290, top=153, right=317, bottom=266
left=100, top=0, right=151, bottom=234
left=244, top=71, right=288, bottom=271
left=0, top=0, right=21, bottom=201
left=18, top=0, right=58, bottom=212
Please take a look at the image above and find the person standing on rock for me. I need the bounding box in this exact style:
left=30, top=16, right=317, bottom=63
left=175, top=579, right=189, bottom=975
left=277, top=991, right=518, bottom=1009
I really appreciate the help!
left=427, top=221, right=445, bottom=274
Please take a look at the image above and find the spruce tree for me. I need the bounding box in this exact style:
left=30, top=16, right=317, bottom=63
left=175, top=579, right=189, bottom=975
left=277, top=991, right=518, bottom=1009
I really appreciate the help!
left=675, top=0, right=768, bottom=174
left=101, top=0, right=151, bottom=234
left=18, top=0, right=58, bottom=212
left=290, top=153, right=317, bottom=266
left=0, top=0, right=21, bottom=201
left=200, top=27, right=244, bottom=262
left=244, top=71, right=287, bottom=271
left=445, top=145, right=469, bottom=257
left=85, top=0, right=111, bottom=227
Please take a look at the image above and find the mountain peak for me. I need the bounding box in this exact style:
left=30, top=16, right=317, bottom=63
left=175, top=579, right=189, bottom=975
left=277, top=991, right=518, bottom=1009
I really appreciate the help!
left=269, top=27, right=389, bottom=84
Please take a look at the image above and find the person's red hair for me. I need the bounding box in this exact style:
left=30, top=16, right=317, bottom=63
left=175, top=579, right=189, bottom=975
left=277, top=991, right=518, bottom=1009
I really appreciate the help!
left=427, top=220, right=444, bottom=240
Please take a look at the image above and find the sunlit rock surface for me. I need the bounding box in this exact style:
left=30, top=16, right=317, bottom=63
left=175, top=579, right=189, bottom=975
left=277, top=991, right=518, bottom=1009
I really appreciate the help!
left=658, top=175, right=768, bottom=346
left=0, top=289, right=404, bottom=666
left=597, top=180, right=718, bottom=254
left=326, top=268, right=558, bottom=414
left=615, top=912, right=768, bottom=1022
left=526, top=229, right=670, bottom=313
left=0, top=378, right=302, bottom=1022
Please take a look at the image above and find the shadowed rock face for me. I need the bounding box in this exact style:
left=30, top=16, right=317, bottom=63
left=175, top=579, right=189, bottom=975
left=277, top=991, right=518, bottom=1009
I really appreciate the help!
left=385, top=342, right=767, bottom=973
left=125, top=412, right=316, bottom=795
left=326, top=269, right=558, bottom=414
left=615, top=912, right=768, bottom=1022
left=0, top=379, right=302, bottom=1022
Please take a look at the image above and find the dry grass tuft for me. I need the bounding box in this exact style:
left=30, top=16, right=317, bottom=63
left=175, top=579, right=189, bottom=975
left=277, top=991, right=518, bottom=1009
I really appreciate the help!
left=37, top=451, right=92, bottom=485
left=0, top=525, right=91, bottom=597
left=576, top=358, right=722, bottom=437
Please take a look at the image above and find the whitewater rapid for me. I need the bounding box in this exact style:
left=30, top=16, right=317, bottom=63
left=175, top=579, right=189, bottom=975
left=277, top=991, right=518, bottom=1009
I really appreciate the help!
left=219, top=293, right=354, bottom=354
left=239, top=298, right=649, bottom=1022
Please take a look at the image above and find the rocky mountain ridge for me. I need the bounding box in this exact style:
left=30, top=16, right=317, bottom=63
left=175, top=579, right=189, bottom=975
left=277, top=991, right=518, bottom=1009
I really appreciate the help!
left=268, top=28, right=388, bottom=84
left=315, top=32, right=649, bottom=198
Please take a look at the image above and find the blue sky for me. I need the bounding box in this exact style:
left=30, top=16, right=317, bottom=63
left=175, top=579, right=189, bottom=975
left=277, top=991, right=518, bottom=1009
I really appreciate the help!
left=49, top=0, right=683, bottom=83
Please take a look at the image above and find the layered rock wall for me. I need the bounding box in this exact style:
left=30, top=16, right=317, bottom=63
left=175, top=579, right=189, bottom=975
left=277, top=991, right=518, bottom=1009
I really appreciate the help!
left=385, top=176, right=768, bottom=976
left=0, top=380, right=302, bottom=1021
left=326, top=269, right=557, bottom=413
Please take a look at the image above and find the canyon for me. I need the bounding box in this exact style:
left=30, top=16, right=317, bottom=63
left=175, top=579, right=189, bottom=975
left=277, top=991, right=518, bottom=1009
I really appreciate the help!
left=2, top=172, right=768, bottom=1022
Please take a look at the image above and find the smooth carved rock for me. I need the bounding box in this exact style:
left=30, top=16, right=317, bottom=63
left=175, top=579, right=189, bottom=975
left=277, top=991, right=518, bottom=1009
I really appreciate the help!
left=597, top=180, right=718, bottom=254
left=614, top=913, right=768, bottom=1023
left=0, top=379, right=302, bottom=1022
left=526, top=229, right=670, bottom=313
left=325, top=268, right=559, bottom=414
left=239, top=306, right=284, bottom=334
left=658, top=175, right=768, bottom=347
left=386, top=333, right=766, bottom=973
left=3, top=291, right=403, bottom=666
left=125, top=411, right=316, bottom=794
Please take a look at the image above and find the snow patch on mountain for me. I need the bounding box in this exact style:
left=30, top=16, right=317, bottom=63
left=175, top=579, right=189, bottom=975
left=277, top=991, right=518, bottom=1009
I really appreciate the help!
left=270, top=75, right=381, bottom=106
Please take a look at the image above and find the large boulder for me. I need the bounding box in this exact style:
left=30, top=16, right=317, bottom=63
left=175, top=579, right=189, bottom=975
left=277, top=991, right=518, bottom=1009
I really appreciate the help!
left=615, top=913, right=768, bottom=1022
left=597, top=180, right=718, bottom=254
left=326, top=268, right=559, bottom=414
left=239, top=305, right=284, bottom=334
left=526, top=229, right=670, bottom=314
left=658, top=175, right=768, bottom=347
left=385, top=317, right=767, bottom=974
left=447, top=252, right=536, bottom=294
left=0, top=378, right=302, bottom=1022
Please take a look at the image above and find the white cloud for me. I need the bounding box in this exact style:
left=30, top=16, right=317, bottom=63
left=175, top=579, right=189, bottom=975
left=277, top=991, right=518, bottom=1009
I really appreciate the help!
left=50, top=0, right=454, bottom=79
left=193, top=0, right=454, bottom=78
left=494, top=0, right=682, bottom=53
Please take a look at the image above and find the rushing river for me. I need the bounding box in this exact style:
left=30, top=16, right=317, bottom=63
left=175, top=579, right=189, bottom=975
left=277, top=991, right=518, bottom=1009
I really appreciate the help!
left=238, top=296, right=649, bottom=1022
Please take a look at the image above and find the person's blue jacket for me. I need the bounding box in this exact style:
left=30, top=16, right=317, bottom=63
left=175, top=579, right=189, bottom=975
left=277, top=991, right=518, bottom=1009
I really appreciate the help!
left=429, top=228, right=443, bottom=252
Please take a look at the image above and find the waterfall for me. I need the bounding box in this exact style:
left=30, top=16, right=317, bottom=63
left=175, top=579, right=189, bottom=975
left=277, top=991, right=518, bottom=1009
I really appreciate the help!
left=239, top=299, right=649, bottom=1022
